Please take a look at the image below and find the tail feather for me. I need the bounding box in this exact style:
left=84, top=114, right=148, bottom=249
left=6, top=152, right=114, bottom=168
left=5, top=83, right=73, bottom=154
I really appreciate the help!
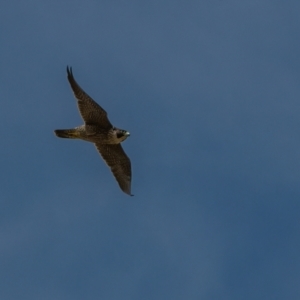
left=54, top=129, right=80, bottom=139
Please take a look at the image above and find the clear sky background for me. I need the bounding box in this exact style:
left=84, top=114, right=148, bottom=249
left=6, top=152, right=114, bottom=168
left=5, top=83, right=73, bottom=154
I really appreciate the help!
left=1, top=1, right=300, bottom=299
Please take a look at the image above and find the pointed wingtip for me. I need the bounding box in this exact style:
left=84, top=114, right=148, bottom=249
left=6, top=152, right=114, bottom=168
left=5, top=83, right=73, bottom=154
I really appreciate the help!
left=124, top=189, right=134, bottom=196
left=125, top=191, right=134, bottom=196
left=122, top=184, right=133, bottom=196
left=66, top=65, right=72, bottom=76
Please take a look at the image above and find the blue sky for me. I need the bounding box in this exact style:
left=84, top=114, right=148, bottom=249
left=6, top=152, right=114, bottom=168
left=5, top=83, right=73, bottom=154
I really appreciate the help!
left=1, top=1, right=300, bottom=299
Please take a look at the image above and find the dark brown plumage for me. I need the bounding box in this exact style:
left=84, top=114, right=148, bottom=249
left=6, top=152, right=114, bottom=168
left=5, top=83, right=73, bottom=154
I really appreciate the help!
left=54, top=67, right=133, bottom=196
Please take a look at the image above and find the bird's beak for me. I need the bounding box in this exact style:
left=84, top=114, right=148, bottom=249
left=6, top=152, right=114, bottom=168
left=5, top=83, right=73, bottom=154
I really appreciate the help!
left=125, top=131, right=130, bottom=136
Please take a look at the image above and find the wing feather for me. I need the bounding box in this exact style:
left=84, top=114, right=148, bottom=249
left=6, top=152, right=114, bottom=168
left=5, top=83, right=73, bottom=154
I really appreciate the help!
left=95, top=143, right=133, bottom=196
left=66, top=66, right=112, bottom=128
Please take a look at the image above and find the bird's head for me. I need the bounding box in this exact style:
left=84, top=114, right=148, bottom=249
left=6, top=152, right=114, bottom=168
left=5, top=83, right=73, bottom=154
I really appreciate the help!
left=114, top=128, right=130, bottom=142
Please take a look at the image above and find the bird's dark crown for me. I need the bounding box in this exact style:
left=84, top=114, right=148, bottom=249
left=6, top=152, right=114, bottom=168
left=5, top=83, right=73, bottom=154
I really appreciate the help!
left=113, top=128, right=130, bottom=140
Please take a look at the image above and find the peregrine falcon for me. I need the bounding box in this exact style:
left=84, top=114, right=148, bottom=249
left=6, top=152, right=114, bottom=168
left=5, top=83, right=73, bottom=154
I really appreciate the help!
left=55, top=67, right=133, bottom=196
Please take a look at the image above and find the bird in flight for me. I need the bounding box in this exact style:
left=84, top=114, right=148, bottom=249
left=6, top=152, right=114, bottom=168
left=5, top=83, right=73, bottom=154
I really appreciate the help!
left=55, top=67, right=133, bottom=196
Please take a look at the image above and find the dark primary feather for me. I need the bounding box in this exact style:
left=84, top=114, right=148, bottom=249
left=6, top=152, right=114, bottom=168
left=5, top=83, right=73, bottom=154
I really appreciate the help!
left=66, top=66, right=112, bottom=128
left=95, top=143, right=133, bottom=196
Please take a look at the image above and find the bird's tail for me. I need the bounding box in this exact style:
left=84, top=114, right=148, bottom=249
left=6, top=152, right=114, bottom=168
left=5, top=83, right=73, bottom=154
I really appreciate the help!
left=54, top=129, right=80, bottom=139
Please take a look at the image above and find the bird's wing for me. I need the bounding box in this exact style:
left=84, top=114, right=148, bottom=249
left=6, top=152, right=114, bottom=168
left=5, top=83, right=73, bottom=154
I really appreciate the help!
left=95, top=143, right=132, bottom=196
left=66, top=66, right=112, bottom=128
